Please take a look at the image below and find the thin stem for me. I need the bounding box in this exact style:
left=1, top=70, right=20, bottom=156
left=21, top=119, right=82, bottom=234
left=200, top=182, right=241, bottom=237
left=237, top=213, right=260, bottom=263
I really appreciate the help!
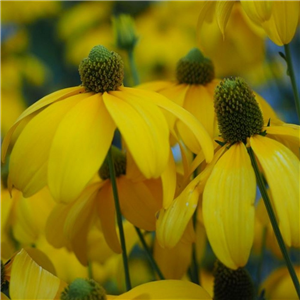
left=87, top=261, right=93, bottom=279
left=107, top=147, right=132, bottom=291
left=284, top=44, right=300, bottom=121
left=128, top=49, right=140, bottom=86
left=248, top=147, right=300, bottom=298
left=189, top=210, right=200, bottom=285
left=134, top=227, right=165, bottom=280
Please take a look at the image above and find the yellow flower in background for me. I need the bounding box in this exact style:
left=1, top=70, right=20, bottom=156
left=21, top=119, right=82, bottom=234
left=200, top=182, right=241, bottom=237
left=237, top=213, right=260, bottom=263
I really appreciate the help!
left=197, top=1, right=265, bottom=80
left=45, top=147, right=163, bottom=265
left=157, top=77, right=299, bottom=270
left=198, top=0, right=300, bottom=46
left=2, top=45, right=213, bottom=204
left=260, top=266, right=300, bottom=299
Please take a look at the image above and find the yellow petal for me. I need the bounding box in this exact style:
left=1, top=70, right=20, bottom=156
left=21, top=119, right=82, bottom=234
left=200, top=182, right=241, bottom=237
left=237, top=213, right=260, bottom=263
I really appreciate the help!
left=216, top=1, right=235, bottom=37
left=254, top=92, right=277, bottom=121
left=9, top=93, right=87, bottom=197
left=121, top=87, right=214, bottom=163
left=10, top=249, right=66, bottom=300
left=156, top=176, right=201, bottom=249
left=1, top=293, right=9, bottom=300
left=197, top=1, right=216, bottom=30
left=250, top=135, right=300, bottom=247
left=104, top=89, right=169, bottom=178
left=262, top=1, right=300, bottom=45
left=96, top=181, right=122, bottom=253
left=161, top=150, right=177, bottom=209
left=117, top=177, right=161, bottom=231
left=154, top=236, right=192, bottom=280
left=241, top=0, right=273, bottom=24
left=1, top=86, right=84, bottom=163
left=115, top=279, right=212, bottom=299
left=203, top=143, right=255, bottom=269
left=48, top=93, right=116, bottom=203
left=137, top=80, right=175, bottom=92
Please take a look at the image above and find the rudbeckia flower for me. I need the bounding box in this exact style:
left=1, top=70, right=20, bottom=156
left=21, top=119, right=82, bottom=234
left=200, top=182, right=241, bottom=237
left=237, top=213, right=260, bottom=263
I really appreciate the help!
left=2, top=45, right=213, bottom=204
left=157, top=77, right=299, bottom=270
left=8, top=248, right=212, bottom=300
left=140, top=47, right=276, bottom=150
left=45, top=146, right=163, bottom=265
left=198, top=1, right=300, bottom=47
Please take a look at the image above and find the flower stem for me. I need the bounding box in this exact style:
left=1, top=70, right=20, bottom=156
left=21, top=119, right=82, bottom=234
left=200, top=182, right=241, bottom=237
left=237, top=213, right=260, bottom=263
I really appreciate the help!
left=107, top=147, right=132, bottom=291
left=284, top=44, right=300, bottom=121
left=128, top=49, right=140, bottom=86
left=189, top=211, right=200, bottom=285
left=87, top=261, right=93, bottom=279
left=247, top=147, right=300, bottom=298
left=256, top=226, right=267, bottom=295
left=134, top=227, right=165, bottom=280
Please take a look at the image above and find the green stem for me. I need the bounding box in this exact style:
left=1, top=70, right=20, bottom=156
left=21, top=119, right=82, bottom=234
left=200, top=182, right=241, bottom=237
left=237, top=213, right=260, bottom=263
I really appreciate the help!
left=128, top=49, right=140, bottom=86
left=189, top=211, right=200, bottom=285
left=247, top=147, right=300, bottom=298
left=87, top=261, right=93, bottom=279
left=284, top=44, right=300, bottom=121
left=107, top=147, right=132, bottom=291
left=134, top=227, right=165, bottom=280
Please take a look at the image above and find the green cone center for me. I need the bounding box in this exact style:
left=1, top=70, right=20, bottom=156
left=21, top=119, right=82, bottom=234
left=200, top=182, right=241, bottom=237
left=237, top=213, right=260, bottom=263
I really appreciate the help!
left=99, top=146, right=126, bottom=180
left=60, top=278, right=106, bottom=300
left=79, top=45, right=124, bottom=93
left=176, top=48, right=214, bottom=85
left=213, top=261, right=254, bottom=300
left=214, top=77, right=264, bottom=144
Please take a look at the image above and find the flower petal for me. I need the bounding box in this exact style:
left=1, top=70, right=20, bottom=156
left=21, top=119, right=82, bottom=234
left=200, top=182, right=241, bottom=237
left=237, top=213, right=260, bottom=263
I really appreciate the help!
left=261, top=1, right=300, bottom=45
left=103, top=89, right=169, bottom=178
left=117, top=177, right=161, bottom=231
left=115, top=279, right=212, bottom=299
left=48, top=93, right=116, bottom=203
left=9, top=93, right=88, bottom=197
left=203, top=143, right=255, bottom=269
left=241, top=0, right=273, bottom=24
left=96, top=181, right=122, bottom=253
left=216, top=1, right=235, bottom=37
left=10, top=249, right=66, bottom=300
left=120, top=87, right=214, bottom=163
left=2, top=86, right=84, bottom=163
left=250, top=135, right=300, bottom=247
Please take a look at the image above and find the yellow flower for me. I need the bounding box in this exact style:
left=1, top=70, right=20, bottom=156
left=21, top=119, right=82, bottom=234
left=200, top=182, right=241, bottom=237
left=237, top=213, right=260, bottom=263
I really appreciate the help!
left=2, top=45, right=213, bottom=204
left=8, top=248, right=212, bottom=299
left=199, top=1, right=300, bottom=48
left=157, top=77, right=299, bottom=270
left=260, top=266, right=300, bottom=299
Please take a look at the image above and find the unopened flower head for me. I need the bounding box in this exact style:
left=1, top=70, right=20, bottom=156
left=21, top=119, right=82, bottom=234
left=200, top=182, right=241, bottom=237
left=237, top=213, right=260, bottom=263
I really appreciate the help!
left=176, top=47, right=215, bottom=85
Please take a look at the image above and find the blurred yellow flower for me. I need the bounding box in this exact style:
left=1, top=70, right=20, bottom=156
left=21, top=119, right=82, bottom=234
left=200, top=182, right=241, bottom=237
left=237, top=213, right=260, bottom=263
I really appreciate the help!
left=2, top=45, right=213, bottom=204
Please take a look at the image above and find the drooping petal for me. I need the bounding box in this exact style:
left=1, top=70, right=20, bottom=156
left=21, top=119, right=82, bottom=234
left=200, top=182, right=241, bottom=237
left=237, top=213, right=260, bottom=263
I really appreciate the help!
left=203, top=143, right=256, bottom=270
left=156, top=176, right=201, bottom=249
left=250, top=135, right=300, bottom=247
left=261, top=1, right=300, bottom=45
left=120, top=87, right=214, bottom=163
left=48, top=93, right=116, bottom=203
left=154, top=235, right=192, bottom=280
left=161, top=149, right=177, bottom=209
left=216, top=1, right=235, bottom=37
left=1, top=86, right=84, bottom=163
left=117, top=177, right=161, bottom=231
left=115, top=279, right=212, bottom=299
left=240, top=0, right=273, bottom=24
left=9, top=93, right=88, bottom=197
left=10, top=249, right=66, bottom=300
left=96, top=181, right=122, bottom=253
left=254, top=92, right=277, bottom=121
left=103, top=89, right=169, bottom=178
left=138, top=81, right=175, bottom=92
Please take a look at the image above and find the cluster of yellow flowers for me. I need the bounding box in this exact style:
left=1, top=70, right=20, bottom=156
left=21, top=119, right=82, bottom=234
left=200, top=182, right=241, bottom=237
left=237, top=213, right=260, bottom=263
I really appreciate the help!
left=1, top=1, right=300, bottom=300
